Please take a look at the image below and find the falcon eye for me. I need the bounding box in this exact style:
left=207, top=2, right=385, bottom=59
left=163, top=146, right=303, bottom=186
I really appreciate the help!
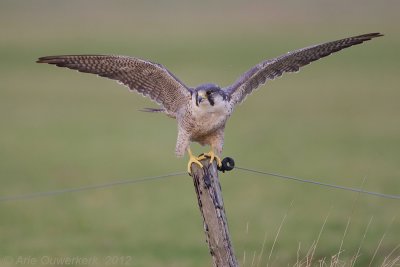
left=206, top=91, right=211, bottom=96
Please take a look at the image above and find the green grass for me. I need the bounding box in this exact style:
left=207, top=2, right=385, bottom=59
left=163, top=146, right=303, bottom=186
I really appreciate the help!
left=1, top=1, right=399, bottom=266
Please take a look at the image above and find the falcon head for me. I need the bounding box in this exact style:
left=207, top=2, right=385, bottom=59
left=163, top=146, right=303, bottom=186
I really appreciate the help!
left=194, top=83, right=227, bottom=107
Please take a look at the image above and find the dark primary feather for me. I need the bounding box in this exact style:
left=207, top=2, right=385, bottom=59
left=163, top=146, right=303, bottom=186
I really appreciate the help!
left=224, top=33, right=383, bottom=105
left=37, top=55, right=191, bottom=114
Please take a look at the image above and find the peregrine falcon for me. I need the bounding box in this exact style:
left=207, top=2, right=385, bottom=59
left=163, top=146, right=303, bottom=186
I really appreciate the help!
left=37, top=33, right=382, bottom=173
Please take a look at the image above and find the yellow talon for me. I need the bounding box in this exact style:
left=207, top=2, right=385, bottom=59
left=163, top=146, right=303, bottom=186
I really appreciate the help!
left=199, top=148, right=222, bottom=168
left=187, top=148, right=203, bottom=174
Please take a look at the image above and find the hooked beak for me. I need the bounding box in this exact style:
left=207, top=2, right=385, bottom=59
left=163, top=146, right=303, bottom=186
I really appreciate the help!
left=195, top=91, right=206, bottom=106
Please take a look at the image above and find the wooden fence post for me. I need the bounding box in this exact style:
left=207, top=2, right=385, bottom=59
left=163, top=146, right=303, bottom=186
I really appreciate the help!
left=190, top=158, right=239, bottom=267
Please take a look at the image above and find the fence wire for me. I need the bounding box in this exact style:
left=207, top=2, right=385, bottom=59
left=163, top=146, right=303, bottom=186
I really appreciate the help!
left=235, top=166, right=400, bottom=200
left=0, top=172, right=186, bottom=202
left=1, top=164, right=399, bottom=202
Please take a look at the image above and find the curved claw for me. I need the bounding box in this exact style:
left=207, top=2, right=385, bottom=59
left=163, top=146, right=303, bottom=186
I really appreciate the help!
left=199, top=150, right=222, bottom=167
left=187, top=147, right=203, bottom=174
left=187, top=156, right=203, bottom=174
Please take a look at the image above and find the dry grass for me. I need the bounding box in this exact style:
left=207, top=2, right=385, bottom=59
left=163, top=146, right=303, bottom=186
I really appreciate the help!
left=241, top=205, right=399, bottom=267
left=241, top=222, right=400, bottom=267
left=294, top=240, right=400, bottom=267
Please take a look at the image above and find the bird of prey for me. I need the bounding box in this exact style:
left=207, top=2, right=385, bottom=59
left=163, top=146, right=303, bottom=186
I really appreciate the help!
left=37, top=33, right=382, bottom=173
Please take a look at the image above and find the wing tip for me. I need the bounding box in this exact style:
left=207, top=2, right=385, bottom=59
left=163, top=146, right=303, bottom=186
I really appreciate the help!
left=36, top=55, right=66, bottom=64
left=366, top=32, right=384, bottom=37
left=36, top=56, right=53, bottom=64
left=356, top=32, right=384, bottom=41
left=36, top=55, right=109, bottom=64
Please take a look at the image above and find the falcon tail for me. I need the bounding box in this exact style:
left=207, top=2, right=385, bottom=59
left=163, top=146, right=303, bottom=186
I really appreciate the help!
left=139, top=107, right=176, bottom=118
left=139, top=108, right=166, bottom=113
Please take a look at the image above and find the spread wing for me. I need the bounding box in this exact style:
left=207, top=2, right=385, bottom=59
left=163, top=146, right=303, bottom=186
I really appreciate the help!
left=223, top=33, right=383, bottom=106
left=37, top=55, right=192, bottom=115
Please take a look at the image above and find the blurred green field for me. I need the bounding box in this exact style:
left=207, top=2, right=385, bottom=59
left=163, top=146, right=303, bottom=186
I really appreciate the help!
left=1, top=1, right=399, bottom=266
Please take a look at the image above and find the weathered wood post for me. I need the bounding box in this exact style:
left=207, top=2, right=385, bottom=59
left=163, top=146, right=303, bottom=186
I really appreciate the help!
left=190, top=158, right=238, bottom=267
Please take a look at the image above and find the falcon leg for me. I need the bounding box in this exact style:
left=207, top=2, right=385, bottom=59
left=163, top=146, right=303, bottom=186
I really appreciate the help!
left=187, top=147, right=204, bottom=174
left=199, top=146, right=222, bottom=168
